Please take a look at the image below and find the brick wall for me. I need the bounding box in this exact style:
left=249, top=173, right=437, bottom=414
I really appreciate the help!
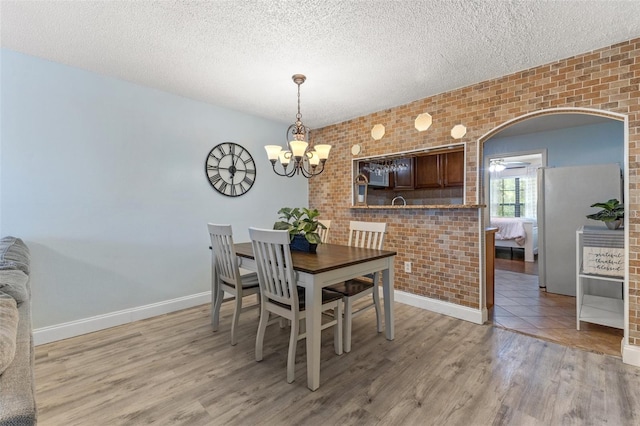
left=309, top=38, right=640, bottom=346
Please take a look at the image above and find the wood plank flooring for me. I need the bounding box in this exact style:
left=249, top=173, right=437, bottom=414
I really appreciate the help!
left=34, top=300, right=640, bottom=425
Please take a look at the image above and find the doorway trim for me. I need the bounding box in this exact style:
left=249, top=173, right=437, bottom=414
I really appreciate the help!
left=476, top=107, right=630, bottom=361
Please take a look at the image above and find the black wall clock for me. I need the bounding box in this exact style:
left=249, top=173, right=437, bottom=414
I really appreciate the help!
left=205, top=142, right=256, bottom=197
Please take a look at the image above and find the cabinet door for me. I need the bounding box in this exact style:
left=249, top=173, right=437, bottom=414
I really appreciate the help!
left=443, top=150, right=464, bottom=187
left=393, top=158, right=414, bottom=189
left=415, top=154, right=441, bottom=188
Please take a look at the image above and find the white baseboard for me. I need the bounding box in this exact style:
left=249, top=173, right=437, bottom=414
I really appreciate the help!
left=33, top=291, right=211, bottom=346
left=622, top=339, right=640, bottom=367
left=394, top=290, right=484, bottom=324
left=34, top=289, right=485, bottom=346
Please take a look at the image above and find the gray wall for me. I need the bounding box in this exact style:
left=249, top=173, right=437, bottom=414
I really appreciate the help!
left=1, top=50, right=308, bottom=328
left=484, top=120, right=624, bottom=170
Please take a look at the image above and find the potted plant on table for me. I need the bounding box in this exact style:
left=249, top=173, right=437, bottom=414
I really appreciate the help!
left=586, top=198, right=624, bottom=230
left=273, top=207, right=325, bottom=253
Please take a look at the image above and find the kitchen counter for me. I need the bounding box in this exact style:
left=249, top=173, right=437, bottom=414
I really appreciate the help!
left=350, top=204, right=485, bottom=209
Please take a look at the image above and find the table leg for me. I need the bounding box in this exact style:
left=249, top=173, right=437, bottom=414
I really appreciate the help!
left=383, top=261, right=395, bottom=340
left=305, top=282, right=322, bottom=391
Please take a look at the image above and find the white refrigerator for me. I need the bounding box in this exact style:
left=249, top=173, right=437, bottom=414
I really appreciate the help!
left=537, top=163, right=622, bottom=296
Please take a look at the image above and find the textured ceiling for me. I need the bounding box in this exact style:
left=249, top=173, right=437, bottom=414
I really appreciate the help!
left=2, top=1, right=639, bottom=129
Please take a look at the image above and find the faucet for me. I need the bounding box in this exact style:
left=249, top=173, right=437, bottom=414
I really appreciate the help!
left=391, top=195, right=406, bottom=206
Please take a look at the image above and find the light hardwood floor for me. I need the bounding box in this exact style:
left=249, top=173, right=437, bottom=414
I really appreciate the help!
left=35, top=300, right=640, bottom=425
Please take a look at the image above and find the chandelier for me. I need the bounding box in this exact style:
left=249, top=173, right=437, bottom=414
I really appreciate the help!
left=264, top=74, right=331, bottom=178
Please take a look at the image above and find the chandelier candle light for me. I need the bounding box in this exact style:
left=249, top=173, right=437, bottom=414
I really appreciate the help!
left=265, top=74, right=332, bottom=178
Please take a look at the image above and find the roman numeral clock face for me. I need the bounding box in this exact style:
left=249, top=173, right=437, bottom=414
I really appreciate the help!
left=205, top=142, right=256, bottom=197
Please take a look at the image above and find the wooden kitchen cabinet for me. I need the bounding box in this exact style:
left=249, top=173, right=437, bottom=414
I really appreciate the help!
left=415, top=154, right=440, bottom=188
left=393, top=158, right=415, bottom=190
left=442, top=150, right=464, bottom=187
left=415, top=149, right=464, bottom=189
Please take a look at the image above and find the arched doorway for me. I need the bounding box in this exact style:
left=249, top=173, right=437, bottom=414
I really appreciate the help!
left=479, top=108, right=628, bottom=356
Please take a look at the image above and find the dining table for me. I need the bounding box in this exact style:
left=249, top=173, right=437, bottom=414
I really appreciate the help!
left=231, top=242, right=397, bottom=391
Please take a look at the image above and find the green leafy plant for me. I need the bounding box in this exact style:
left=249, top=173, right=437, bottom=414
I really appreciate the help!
left=586, top=198, right=624, bottom=223
left=273, top=207, right=325, bottom=244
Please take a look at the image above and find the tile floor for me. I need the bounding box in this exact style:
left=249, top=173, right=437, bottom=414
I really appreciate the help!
left=490, top=267, right=624, bottom=357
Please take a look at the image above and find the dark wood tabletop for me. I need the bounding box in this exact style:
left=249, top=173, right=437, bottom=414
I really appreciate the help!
left=235, top=242, right=397, bottom=274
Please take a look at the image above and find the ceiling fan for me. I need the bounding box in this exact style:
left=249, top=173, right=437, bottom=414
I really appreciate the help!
left=489, top=159, right=531, bottom=172
left=502, top=161, right=531, bottom=169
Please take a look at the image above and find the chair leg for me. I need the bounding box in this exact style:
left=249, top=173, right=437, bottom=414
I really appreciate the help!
left=372, top=275, right=383, bottom=333
left=334, top=303, right=343, bottom=355
left=212, top=289, right=224, bottom=332
left=287, top=316, right=299, bottom=383
left=344, top=297, right=353, bottom=353
left=230, top=291, right=242, bottom=346
left=255, top=303, right=269, bottom=362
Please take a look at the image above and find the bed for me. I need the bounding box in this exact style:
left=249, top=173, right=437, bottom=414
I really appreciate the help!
left=490, top=217, right=539, bottom=262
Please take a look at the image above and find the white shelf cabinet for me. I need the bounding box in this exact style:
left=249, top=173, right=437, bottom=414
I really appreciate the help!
left=576, top=227, right=624, bottom=330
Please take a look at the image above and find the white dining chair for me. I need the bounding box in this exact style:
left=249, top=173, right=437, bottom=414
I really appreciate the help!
left=208, top=223, right=260, bottom=346
left=325, top=220, right=387, bottom=352
left=249, top=227, right=343, bottom=383
left=318, top=219, right=331, bottom=243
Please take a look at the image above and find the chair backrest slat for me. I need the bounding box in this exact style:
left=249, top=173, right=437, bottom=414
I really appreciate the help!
left=348, top=221, right=387, bottom=250
left=250, top=228, right=298, bottom=308
left=318, top=219, right=331, bottom=244
left=208, top=223, right=241, bottom=286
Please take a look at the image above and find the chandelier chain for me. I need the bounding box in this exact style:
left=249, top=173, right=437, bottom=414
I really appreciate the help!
left=296, top=81, right=302, bottom=121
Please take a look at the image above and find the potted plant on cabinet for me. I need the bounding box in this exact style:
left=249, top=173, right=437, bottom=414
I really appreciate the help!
left=586, top=198, right=624, bottom=230
left=273, top=207, right=325, bottom=253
